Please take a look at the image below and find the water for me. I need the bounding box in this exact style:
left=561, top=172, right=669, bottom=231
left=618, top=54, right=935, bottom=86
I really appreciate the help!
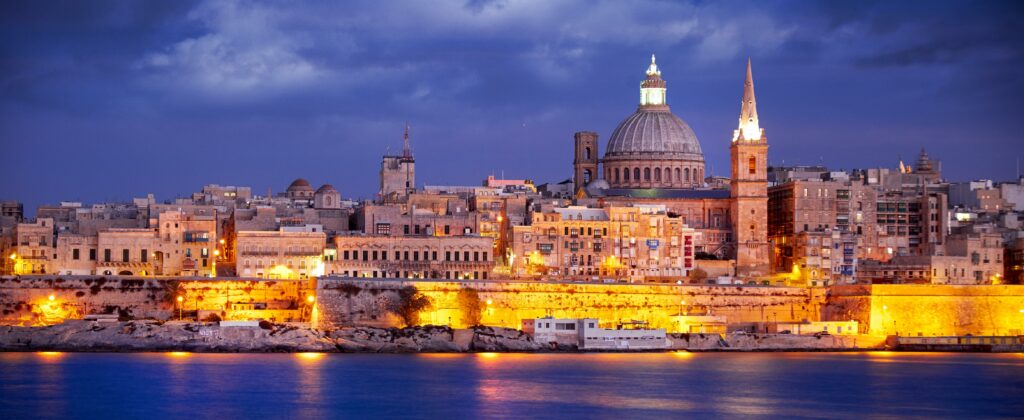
left=1, top=352, right=1022, bottom=419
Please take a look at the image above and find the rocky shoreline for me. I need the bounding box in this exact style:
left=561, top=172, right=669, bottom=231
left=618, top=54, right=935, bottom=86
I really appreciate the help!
left=0, top=320, right=892, bottom=353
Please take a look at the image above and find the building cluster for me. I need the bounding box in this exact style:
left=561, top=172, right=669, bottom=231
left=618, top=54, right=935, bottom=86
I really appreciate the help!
left=2, top=55, right=1022, bottom=287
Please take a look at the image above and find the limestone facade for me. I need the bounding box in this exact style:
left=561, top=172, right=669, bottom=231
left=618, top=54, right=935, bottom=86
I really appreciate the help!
left=511, top=205, right=696, bottom=282
left=329, top=234, right=495, bottom=280
left=236, top=230, right=326, bottom=279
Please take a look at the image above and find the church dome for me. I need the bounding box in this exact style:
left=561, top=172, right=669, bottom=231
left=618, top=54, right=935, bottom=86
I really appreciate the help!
left=600, top=55, right=706, bottom=190
left=604, top=109, right=704, bottom=161
left=287, top=178, right=313, bottom=192
left=316, top=184, right=337, bottom=194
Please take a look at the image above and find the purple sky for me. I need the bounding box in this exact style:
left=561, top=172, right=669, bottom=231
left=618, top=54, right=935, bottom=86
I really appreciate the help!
left=2, top=0, right=1022, bottom=214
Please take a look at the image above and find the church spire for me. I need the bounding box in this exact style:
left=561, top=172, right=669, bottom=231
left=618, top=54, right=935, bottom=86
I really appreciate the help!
left=733, top=58, right=763, bottom=142
left=402, top=122, right=412, bottom=159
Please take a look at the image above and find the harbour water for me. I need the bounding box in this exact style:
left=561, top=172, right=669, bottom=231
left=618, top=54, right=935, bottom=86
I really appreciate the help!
left=1, top=352, right=1022, bottom=418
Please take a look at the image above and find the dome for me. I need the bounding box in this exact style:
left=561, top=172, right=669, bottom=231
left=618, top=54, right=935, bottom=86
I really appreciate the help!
left=287, top=178, right=313, bottom=192
left=604, top=108, right=704, bottom=162
left=316, top=184, right=337, bottom=194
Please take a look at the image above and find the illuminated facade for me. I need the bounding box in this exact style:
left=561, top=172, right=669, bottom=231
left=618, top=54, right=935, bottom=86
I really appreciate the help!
left=236, top=229, right=326, bottom=279
left=329, top=234, right=494, bottom=279
left=510, top=205, right=696, bottom=282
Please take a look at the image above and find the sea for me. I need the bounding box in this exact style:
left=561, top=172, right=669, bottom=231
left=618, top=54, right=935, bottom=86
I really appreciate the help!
left=1, top=352, right=1022, bottom=419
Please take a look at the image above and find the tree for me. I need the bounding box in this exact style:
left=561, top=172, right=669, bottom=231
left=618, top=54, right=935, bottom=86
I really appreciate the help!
left=456, top=287, right=483, bottom=327
left=388, top=286, right=431, bottom=327
left=688, top=268, right=708, bottom=284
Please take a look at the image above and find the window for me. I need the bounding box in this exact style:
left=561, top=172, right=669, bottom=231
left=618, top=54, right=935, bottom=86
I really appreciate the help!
left=72, top=249, right=80, bottom=260
left=89, top=249, right=96, bottom=261
left=404, top=225, right=410, bottom=235
left=141, top=249, right=148, bottom=263
left=644, top=167, right=651, bottom=181
left=122, top=249, right=129, bottom=262
left=633, top=168, right=640, bottom=181
left=748, top=155, right=756, bottom=174
left=654, top=167, right=661, bottom=181
left=685, top=168, right=690, bottom=182
left=375, top=223, right=391, bottom=236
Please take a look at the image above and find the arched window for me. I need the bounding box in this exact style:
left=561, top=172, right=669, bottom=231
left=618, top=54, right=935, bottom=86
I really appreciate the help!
left=623, top=168, right=630, bottom=181
left=585, top=147, right=591, bottom=160
left=583, top=169, right=592, bottom=184
left=633, top=168, right=640, bottom=181
left=614, top=168, right=620, bottom=183
left=675, top=168, right=681, bottom=182
left=685, top=168, right=690, bottom=182
left=665, top=167, right=672, bottom=182
left=654, top=168, right=661, bottom=181
left=644, top=168, right=651, bottom=181
left=748, top=156, right=756, bottom=175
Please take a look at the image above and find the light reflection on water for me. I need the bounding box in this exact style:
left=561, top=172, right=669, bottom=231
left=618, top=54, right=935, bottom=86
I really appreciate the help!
left=0, top=352, right=1021, bottom=418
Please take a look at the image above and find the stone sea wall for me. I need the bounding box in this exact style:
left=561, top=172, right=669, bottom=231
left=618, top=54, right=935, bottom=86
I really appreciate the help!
left=314, top=278, right=822, bottom=330
left=825, top=285, right=1024, bottom=336
left=4, top=276, right=1024, bottom=337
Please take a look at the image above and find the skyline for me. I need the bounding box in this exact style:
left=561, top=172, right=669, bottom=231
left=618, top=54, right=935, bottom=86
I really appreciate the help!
left=3, top=0, right=1024, bottom=213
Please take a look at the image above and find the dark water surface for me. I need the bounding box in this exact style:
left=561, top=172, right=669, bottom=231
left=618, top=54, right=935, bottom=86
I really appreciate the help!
left=1, top=352, right=1022, bottom=419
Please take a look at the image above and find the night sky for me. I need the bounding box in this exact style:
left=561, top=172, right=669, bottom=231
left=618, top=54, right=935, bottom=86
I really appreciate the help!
left=2, top=0, right=1022, bottom=214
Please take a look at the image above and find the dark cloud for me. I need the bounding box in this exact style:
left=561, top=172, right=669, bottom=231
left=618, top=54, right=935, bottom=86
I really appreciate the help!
left=1, top=0, right=1023, bottom=214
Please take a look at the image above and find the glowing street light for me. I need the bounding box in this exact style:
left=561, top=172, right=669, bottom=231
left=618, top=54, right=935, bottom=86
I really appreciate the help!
left=176, top=295, right=184, bottom=320
left=307, top=295, right=316, bottom=304
left=485, top=299, right=493, bottom=306
left=48, top=294, right=55, bottom=302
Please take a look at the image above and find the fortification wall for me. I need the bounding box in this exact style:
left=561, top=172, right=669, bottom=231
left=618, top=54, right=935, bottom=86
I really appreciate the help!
left=0, top=276, right=308, bottom=326
left=314, top=278, right=821, bottom=330
left=825, top=284, right=1024, bottom=336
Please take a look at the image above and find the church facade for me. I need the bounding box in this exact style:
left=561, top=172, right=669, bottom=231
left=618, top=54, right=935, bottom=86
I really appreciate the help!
left=574, top=56, right=770, bottom=277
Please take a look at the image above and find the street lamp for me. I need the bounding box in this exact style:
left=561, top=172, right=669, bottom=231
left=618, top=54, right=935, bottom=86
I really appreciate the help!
left=176, top=295, right=183, bottom=320
left=48, top=294, right=55, bottom=302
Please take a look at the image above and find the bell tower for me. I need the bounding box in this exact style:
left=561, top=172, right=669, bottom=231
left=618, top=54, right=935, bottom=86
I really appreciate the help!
left=573, top=131, right=599, bottom=193
left=730, top=59, right=769, bottom=277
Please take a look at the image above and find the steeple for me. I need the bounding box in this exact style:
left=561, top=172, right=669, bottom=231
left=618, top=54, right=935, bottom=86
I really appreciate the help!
left=640, top=54, right=667, bottom=107
left=733, top=58, right=763, bottom=142
left=402, top=122, right=412, bottom=159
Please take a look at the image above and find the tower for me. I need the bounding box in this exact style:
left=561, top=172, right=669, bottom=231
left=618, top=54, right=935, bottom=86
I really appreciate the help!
left=730, top=59, right=770, bottom=277
left=573, top=131, right=599, bottom=193
left=379, top=124, right=416, bottom=202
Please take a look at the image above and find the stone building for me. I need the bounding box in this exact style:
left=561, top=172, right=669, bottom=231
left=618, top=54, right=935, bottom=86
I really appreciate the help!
left=47, top=210, right=219, bottom=277
left=236, top=229, right=326, bottom=279
left=380, top=124, right=416, bottom=202
left=314, top=184, right=341, bottom=209
left=511, top=205, right=696, bottom=282
left=3, top=218, right=55, bottom=275
left=328, top=234, right=495, bottom=280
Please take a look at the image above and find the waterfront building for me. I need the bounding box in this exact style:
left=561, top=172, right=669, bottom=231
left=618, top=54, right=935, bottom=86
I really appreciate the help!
left=522, top=317, right=669, bottom=350
left=4, top=218, right=55, bottom=275
left=510, top=205, right=696, bottom=282
left=236, top=228, right=326, bottom=279
left=329, top=234, right=494, bottom=279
